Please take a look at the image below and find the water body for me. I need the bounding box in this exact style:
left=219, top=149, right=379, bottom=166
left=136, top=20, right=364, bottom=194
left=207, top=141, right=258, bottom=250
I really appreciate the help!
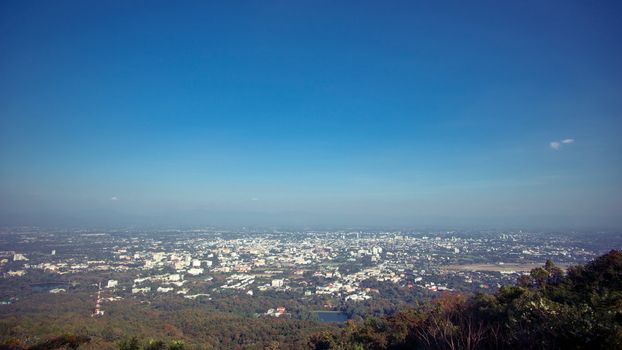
left=31, top=282, right=71, bottom=292
left=315, top=311, right=349, bottom=323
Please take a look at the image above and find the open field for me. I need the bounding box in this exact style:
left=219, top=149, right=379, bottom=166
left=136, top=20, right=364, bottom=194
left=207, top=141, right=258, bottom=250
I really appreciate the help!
left=440, top=262, right=571, bottom=274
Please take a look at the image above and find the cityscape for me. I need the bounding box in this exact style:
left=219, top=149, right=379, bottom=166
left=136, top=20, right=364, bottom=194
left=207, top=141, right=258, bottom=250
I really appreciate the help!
left=2, top=227, right=619, bottom=318
left=1, top=0, right=621, bottom=349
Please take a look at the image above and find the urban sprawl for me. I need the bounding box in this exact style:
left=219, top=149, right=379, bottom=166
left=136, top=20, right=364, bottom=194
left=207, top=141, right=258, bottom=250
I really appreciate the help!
left=0, top=227, right=617, bottom=319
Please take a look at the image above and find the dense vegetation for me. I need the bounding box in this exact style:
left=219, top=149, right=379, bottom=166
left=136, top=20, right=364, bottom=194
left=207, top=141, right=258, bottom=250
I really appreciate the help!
left=0, top=301, right=328, bottom=350
left=308, top=250, right=622, bottom=349
left=1, top=250, right=621, bottom=349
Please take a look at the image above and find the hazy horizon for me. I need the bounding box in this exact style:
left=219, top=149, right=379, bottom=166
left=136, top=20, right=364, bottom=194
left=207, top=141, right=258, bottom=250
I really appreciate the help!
left=1, top=1, right=621, bottom=229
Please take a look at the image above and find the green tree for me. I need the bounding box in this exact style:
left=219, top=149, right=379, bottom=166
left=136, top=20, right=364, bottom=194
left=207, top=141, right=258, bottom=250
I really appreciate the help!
left=118, top=337, right=140, bottom=350
left=167, top=340, right=184, bottom=350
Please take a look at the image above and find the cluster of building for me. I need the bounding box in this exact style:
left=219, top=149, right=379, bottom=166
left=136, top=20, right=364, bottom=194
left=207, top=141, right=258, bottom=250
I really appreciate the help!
left=1, top=227, right=618, bottom=312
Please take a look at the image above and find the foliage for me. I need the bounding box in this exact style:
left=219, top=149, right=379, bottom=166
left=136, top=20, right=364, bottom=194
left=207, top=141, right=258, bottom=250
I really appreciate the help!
left=0, top=334, right=90, bottom=350
left=308, top=250, right=622, bottom=350
left=116, top=337, right=183, bottom=350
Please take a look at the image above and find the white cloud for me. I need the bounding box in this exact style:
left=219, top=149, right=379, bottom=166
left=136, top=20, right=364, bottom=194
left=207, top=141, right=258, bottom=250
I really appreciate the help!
left=550, top=138, right=575, bottom=150
left=250, top=197, right=259, bottom=201
left=110, top=196, right=119, bottom=201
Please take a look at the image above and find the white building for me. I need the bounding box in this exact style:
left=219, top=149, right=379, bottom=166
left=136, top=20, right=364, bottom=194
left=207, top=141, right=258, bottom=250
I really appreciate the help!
left=106, top=280, right=118, bottom=288
left=187, top=268, right=204, bottom=276
left=167, top=274, right=182, bottom=282
left=271, top=279, right=284, bottom=288
left=6, top=270, right=26, bottom=277
left=13, top=253, right=28, bottom=261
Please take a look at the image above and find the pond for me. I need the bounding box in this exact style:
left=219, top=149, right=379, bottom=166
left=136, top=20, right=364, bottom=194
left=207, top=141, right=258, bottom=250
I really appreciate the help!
left=314, top=311, right=349, bottom=323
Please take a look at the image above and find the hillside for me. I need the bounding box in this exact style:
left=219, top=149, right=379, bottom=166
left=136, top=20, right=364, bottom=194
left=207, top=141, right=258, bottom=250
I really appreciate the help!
left=308, top=250, right=622, bottom=349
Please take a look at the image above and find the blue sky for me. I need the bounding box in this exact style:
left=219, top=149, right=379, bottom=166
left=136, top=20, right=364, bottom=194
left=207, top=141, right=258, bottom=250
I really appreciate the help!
left=1, top=1, right=621, bottom=228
